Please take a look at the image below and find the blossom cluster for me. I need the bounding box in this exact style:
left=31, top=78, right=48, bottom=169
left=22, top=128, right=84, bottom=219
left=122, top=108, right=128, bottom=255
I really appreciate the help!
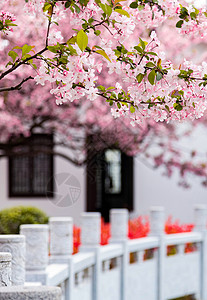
left=0, top=10, right=16, bottom=33
left=22, top=0, right=207, bottom=125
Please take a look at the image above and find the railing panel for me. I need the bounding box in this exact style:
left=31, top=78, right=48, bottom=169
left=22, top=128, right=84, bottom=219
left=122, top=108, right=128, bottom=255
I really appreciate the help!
left=100, top=264, right=121, bottom=300
left=127, top=258, right=157, bottom=300
left=72, top=274, right=93, bottom=300
left=164, top=252, right=200, bottom=299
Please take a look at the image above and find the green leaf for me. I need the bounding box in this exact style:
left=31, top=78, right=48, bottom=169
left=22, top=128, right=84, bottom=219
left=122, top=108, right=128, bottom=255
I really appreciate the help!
left=43, top=3, right=52, bottom=12
left=22, top=44, right=32, bottom=58
left=47, top=46, right=58, bottom=53
left=134, top=46, right=143, bottom=53
left=136, top=73, right=144, bottom=83
left=31, top=63, right=37, bottom=69
left=156, top=72, right=163, bottom=81
left=165, top=105, right=170, bottom=112
left=94, top=30, right=101, bottom=36
left=148, top=70, right=156, bottom=85
left=190, top=12, right=197, bottom=20
left=147, top=51, right=157, bottom=56
left=117, top=102, right=121, bottom=109
left=181, top=7, right=189, bottom=15
left=8, top=50, right=18, bottom=62
left=13, top=46, right=22, bottom=50
left=98, top=85, right=106, bottom=91
left=65, top=1, right=71, bottom=8
left=67, top=36, right=77, bottom=45
left=176, top=20, right=183, bottom=28
left=100, top=3, right=112, bottom=16
left=139, top=37, right=146, bottom=50
left=68, top=44, right=78, bottom=55
left=4, top=20, right=17, bottom=27
left=95, top=49, right=111, bottom=62
left=77, top=29, right=88, bottom=51
left=193, top=6, right=199, bottom=15
left=105, top=4, right=112, bottom=16
left=129, top=2, right=138, bottom=8
left=6, top=61, right=13, bottom=67
left=146, top=62, right=155, bottom=68
left=173, top=103, right=183, bottom=111
left=130, top=105, right=135, bottom=113
left=114, top=8, right=130, bottom=18
left=73, top=4, right=80, bottom=13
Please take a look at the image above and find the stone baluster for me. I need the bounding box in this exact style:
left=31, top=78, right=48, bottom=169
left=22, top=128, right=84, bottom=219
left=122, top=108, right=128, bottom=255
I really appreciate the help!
left=150, top=206, right=165, bottom=300
left=150, top=206, right=165, bottom=237
left=0, top=252, right=12, bottom=286
left=49, top=217, right=73, bottom=264
left=80, top=212, right=101, bottom=300
left=110, top=209, right=128, bottom=243
left=0, top=235, right=25, bottom=286
left=194, top=205, right=207, bottom=232
left=49, top=217, right=74, bottom=300
left=109, top=209, right=129, bottom=300
left=20, top=224, right=48, bottom=285
left=80, top=212, right=101, bottom=249
left=193, top=205, right=207, bottom=300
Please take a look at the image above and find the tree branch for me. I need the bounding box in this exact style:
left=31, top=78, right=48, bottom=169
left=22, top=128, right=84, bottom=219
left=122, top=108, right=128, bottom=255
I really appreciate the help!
left=0, top=76, right=34, bottom=92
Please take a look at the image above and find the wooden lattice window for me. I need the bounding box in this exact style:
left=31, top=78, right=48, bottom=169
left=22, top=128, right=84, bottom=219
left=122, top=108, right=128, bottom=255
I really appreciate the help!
left=8, top=134, right=53, bottom=197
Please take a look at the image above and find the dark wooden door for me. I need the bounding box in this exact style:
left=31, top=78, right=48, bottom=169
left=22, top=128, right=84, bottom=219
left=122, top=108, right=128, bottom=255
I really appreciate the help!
left=87, top=149, right=133, bottom=222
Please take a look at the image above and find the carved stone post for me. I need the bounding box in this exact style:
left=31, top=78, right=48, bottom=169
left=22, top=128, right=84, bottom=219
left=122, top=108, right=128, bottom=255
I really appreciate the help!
left=49, top=217, right=73, bottom=264
left=80, top=212, right=101, bottom=249
left=150, top=206, right=165, bottom=300
left=0, top=252, right=12, bottom=287
left=20, top=224, right=49, bottom=284
left=80, top=212, right=101, bottom=300
left=0, top=235, right=25, bottom=286
left=193, top=205, right=207, bottom=300
left=194, top=205, right=207, bottom=232
left=109, top=209, right=129, bottom=300
left=110, top=209, right=128, bottom=242
left=150, top=206, right=165, bottom=237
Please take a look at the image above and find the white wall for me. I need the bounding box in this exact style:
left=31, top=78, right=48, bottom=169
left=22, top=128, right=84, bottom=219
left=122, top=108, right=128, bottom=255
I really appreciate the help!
left=134, top=158, right=207, bottom=223
left=0, top=155, right=86, bottom=225
left=1, top=130, right=207, bottom=224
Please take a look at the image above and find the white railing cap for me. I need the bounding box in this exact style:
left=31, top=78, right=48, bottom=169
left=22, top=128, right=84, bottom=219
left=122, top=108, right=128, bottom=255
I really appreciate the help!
left=110, top=209, right=128, bottom=214
left=0, top=235, right=25, bottom=243
left=81, top=212, right=101, bottom=218
left=20, top=224, right=48, bottom=231
left=49, top=217, right=73, bottom=223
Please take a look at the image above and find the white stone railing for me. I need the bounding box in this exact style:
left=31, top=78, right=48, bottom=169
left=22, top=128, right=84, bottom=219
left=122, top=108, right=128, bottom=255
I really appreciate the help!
left=1, top=205, right=207, bottom=300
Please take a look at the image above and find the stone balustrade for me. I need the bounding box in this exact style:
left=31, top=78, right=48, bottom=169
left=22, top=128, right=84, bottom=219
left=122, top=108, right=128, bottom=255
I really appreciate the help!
left=0, top=206, right=207, bottom=300
left=0, top=235, right=25, bottom=286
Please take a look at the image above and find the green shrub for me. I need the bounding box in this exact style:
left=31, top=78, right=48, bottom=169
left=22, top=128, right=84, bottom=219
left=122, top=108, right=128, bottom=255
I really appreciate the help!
left=0, top=206, right=48, bottom=234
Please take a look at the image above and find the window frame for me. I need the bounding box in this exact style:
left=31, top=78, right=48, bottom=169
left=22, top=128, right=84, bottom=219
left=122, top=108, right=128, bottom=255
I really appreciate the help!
left=8, top=133, right=54, bottom=198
